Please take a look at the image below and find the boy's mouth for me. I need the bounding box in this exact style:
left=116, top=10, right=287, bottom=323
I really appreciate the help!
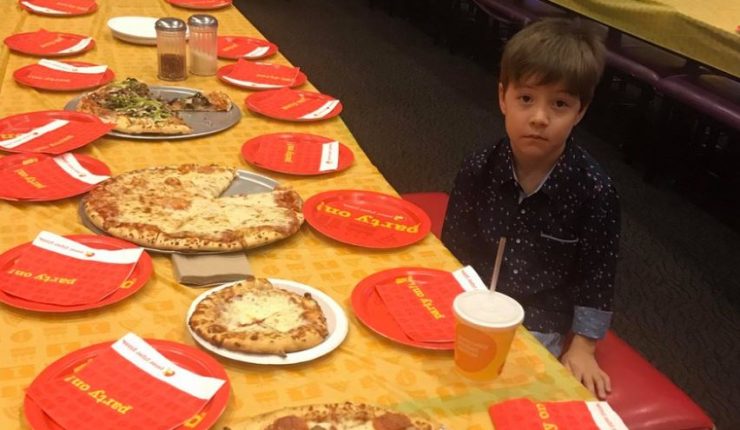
left=523, top=134, right=547, bottom=141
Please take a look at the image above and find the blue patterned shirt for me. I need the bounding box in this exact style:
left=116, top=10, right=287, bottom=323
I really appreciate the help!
left=442, top=138, right=620, bottom=338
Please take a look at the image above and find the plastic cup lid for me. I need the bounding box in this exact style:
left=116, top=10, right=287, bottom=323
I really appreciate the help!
left=453, top=290, right=524, bottom=328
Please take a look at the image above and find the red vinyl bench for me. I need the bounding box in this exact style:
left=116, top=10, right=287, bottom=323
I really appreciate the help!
left=401, top=192, right=715, bottom=430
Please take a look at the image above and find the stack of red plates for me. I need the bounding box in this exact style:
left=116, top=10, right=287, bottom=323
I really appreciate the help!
left=14, top=60, right=114, bottom=91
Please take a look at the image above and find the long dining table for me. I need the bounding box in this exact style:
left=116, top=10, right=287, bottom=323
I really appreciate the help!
left=546, top=0, right=740, bottom=78
left=0, top=2, right=593, bottom=429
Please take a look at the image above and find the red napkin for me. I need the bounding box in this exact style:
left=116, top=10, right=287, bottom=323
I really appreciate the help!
left=0, top=113, right=113, bottom=154
left=0, top=153, right=109, bottom=200
left=375, top=266, right=488, bottom=342
left=0, top=232, right=142, bottom=306
left=23, top=0, right=96, bottom=13
left=227, top=59, right=299, bottom=87
left=7, top=30, right=91, bottom=55
left=219, top=36, right=271, bottom=58
left=252, top=137, right=339, bottom=173
left=18, top=60, right=109, bottom=90
left=257, top=89, right=337, bottom=119
left=489, top=398, right=628, bottom=430
left=27, top=333, right=225, bottom=430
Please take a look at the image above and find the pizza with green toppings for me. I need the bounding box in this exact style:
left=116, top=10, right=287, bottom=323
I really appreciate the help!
left=76, top=78, right=232, bottom=135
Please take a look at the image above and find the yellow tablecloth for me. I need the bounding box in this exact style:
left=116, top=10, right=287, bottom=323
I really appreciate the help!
left=549, top=0, right=740, bottom=78
left=0, top=2, right=592, bottom=429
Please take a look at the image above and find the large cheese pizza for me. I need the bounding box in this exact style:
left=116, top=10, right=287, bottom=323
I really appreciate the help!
left=83, top=164, right=304, bottom=251
left=76, top=77, right=232, bottom=135
left=189, top=277, right=329, bottom=356
left=238, top=402, right=441, bottom=430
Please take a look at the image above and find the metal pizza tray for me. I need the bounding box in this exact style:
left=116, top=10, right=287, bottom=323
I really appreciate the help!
left=63, top=85, right=242, bottom=140
left=78, top=170, right=278, bottom=254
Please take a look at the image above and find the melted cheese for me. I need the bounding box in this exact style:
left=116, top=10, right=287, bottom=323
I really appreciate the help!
left=225, top=294, right=305, bottom=332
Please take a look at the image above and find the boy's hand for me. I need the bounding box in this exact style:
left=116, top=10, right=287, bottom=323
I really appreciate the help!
left=560, top=334, right=611, bottom=400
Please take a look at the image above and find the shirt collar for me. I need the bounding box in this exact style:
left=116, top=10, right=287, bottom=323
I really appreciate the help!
left=492, top=136, right=579, bottom=200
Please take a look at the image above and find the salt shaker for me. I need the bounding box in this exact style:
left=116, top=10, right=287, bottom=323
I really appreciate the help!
left=188, top=14, right=218, bottom=76
left=155, top=18, right=187, bottom=81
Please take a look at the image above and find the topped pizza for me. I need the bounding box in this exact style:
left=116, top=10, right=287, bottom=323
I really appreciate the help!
left=237, top=402, right=442, bottom=430
left=189, top=277, right=330, bottom=356
left=76, top=77, right=233, bottom=135
left=83, top=164, right=304, bottom=251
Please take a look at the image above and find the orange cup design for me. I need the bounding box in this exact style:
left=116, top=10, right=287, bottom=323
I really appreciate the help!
left=453, top=290, right=524, bottom=380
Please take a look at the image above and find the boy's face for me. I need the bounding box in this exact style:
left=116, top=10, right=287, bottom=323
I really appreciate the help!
left=499, top=78, right=587, bottom=167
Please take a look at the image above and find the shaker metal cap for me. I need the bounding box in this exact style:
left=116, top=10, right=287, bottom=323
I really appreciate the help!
left=188, top=14, right=218, bottom=27
left=155, top=17, right=187, bottom=32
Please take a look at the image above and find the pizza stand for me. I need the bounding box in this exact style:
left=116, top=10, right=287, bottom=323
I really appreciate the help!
left=0, top=1, right=595, bottom=430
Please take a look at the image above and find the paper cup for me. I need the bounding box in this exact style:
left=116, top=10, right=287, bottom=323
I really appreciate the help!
left=453, top=290, right=524, bottom=380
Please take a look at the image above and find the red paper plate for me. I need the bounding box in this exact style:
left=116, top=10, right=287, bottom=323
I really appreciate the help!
left=167, top=0, right=232, bottom=9
left=217, top=35, right=277, bottom=60
left=14, top=60, right=114, bottom=91
left=23, top=338, right=230, bottom=430
left=0, top=153, right=110, bottom=201
left=246, top=89, right=343, bottom=122
left=241, top=133, right=354, bottom=175
left=0, top=235, right=152, bottom=312
left=4, top=30, right=95, bottom=57
left=19, top=0, right=98, bottom=16
left=0, top=110, right=113, bottom=154
left=303, top=190, right=432, bottom=248
left=352, top=267, right=454, bottom=349
left=217, top=63, right=307, bottom=90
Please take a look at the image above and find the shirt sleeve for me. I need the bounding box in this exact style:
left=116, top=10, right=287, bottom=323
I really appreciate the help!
left=441, top=153, right=486, bottom=273
left=570, top=182, right=621, bottom=322
left=572, top=305, right=612, bottom=339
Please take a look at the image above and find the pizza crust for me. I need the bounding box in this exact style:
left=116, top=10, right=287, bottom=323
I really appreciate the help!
left=189, top=278, right=329, bottom=356
left=241, top=402, right=441, bottom=430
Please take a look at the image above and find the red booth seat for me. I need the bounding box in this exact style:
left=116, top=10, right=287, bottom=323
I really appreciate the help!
left=400, top=192, right=715, bottom=430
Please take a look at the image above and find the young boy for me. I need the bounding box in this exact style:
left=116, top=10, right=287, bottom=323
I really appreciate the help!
left=441, top=18, right=619, bottom=400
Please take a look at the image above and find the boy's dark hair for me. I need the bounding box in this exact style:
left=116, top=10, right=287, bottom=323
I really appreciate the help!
left=500, top=18, right=605, bottom=108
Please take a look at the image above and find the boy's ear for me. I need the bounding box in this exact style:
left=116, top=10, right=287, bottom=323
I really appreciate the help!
left=575, top=102, right=591, bottom=125
left=498, top=83, right=507, bottom=115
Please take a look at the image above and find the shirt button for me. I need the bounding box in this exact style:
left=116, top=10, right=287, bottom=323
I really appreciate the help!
left=520, top=209, right=526, bottom=214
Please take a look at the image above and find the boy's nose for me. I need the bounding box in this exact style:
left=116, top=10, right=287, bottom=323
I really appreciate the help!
left=530, top=107, right=549, bottom=126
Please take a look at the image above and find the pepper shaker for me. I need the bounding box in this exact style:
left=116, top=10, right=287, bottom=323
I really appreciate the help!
left=155, top=17, right=187, bottom=81
left=188, top=14, right=218, bottom=76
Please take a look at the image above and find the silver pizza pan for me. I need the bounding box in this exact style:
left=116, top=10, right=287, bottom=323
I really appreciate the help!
left=78, top=170, right=278, bottom=255
left=63, top=85, right=242, bottom=140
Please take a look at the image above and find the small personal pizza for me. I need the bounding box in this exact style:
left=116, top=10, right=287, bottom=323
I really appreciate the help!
left=83, top=164, right=304, bottom=251
left=76, top=77, right=233, bottom=135
left=238, top=402, right=440, bottom=430
left=189, top=277, right=329, bottom=356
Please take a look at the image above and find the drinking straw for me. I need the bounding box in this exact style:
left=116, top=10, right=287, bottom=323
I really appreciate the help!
left=490, top=237, right=507, bottom=292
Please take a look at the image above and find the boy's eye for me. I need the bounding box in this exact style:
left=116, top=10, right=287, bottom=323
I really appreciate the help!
left=519, top=95, right=532, bottom=103
left=554, top=100, right=569, bottom=108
